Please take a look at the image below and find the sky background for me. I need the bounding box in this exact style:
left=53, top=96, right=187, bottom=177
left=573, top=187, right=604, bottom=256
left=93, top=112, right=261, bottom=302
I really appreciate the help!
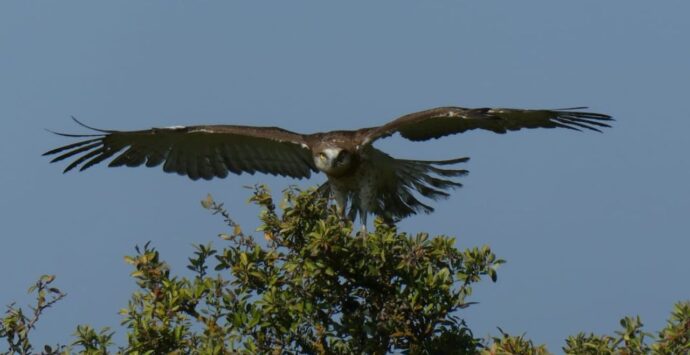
left=1, top=1, right=689, bottom=351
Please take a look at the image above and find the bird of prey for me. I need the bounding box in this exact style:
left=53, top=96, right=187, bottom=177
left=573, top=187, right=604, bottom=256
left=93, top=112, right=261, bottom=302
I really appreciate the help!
left=44, top=106, right=612, bottom=227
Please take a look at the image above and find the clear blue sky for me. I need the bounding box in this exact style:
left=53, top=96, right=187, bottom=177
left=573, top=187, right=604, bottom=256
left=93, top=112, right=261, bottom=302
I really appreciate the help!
left=2, top=1, right=689, bottom=351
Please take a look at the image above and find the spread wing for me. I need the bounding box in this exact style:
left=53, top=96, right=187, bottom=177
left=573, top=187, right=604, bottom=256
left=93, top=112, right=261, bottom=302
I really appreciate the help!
left=44, top=118, right=317, bottom=180
left=361, top=106, right=613, bottom=144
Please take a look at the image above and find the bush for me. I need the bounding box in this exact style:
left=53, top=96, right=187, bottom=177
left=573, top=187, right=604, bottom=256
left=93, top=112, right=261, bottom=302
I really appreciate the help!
left=2, top=186, right=688, bottom=354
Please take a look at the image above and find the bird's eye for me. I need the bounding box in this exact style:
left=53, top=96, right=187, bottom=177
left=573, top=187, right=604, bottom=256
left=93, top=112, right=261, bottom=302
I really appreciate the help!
left=319, top=152, right=327, bottom=160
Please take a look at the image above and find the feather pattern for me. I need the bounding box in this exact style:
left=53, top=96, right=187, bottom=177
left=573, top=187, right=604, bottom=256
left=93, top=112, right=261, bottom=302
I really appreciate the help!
left=363, top=106, right=613, bottom=144
left=44, top=122, right=317, bottom=179
left=333, top=148, right=470, bottom=225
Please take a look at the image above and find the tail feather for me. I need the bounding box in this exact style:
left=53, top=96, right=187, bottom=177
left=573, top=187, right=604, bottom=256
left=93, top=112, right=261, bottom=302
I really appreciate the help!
left=310, top=155, right=469, bottom=225
left=378, top=156, right=468, bottom=222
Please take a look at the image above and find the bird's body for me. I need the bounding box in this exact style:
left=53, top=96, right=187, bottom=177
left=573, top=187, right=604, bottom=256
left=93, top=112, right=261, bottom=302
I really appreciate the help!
left=45, top=106, right=612, bottom=226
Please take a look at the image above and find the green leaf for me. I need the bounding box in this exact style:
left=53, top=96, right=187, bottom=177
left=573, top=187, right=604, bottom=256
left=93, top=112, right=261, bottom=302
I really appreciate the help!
left=200, top=194, right=214, bottom=209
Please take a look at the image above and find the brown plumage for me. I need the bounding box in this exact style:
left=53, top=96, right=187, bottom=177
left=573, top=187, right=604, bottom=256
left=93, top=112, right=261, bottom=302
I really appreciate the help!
left=44, top=106, right=612, bottom=227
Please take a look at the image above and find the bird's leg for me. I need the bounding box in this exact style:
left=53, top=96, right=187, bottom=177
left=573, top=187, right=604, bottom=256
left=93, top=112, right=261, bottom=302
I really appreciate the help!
left=337, top=203, right=347, bottom=222
left=359, top=212, right=368, bottom=236
left=333, top=189, right=349, bottom=224
left=353, top=183, right=372, bottom=236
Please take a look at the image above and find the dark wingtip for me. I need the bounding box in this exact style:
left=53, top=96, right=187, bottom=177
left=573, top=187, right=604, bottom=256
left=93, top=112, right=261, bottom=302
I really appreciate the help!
left=424, top=156, right=470, bottom=165
left=43, top=138, right=103, bottom=157
left=554, top=106, right=589, bottom=111
left=70, top=116, right=114, bottom=133
left=558, top=107, right=614, bottom=121
left=44, top=128, right=103, bottom=138
left=555, top=108, right=614, bottom=133
left=45, top=116, right=114, bottom=138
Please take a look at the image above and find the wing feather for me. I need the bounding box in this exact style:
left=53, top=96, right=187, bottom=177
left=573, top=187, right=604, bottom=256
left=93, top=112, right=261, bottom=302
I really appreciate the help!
left=126, top=147, right=148, bottom=167
left=80, top=148, right=119, bottom=171
left=277, top=149, right=301, bottom=177
left=198, top=156, right=214, bottom=181
left=163, top=147, right=180, bottom=174
left=234, top=144, right=256, bottom=174
left=359, top=149, right=468, bottom=223
left=50, top=142, right=103, bottom=163
left=362, top=106, right=612, bottom=144
left=144, top=146, right=167, bottom=168
left=186, top=151, right=201, bottom=180
left=249, top=144, right=270, bottom=174
left=44, top=138, right=102, bottom=157
left=220, top=144, right=242, bottom=174
left=173, top=148, right=188, bottom=176
left=45, top=121, right=317, bottom=180
left=64, top=148, right=105, bottom=173
left=210, top=146, right=229, bottom=178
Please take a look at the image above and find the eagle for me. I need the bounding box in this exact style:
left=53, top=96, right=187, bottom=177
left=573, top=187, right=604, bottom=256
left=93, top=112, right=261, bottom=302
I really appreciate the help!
left=44, top=106, right=612, bottom=227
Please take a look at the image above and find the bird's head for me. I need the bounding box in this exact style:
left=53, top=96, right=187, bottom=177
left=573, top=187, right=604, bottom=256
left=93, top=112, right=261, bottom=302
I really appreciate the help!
left=313, top=147, right=354, bottom=176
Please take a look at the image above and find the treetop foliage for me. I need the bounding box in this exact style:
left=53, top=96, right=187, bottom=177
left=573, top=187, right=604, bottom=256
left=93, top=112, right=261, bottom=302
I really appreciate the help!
left=1, top=186, right=688, bottom=354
